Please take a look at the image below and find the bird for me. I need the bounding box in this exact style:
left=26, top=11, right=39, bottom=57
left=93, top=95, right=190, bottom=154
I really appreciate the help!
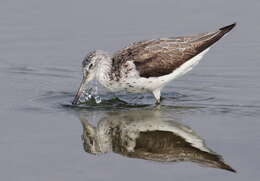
left=72, top=23, right=236, bottom=105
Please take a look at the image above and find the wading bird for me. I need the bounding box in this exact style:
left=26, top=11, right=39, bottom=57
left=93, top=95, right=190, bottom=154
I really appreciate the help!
left=72, top=23, right=236, bottom=105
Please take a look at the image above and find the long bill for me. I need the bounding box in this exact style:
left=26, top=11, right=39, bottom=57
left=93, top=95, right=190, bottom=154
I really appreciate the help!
left=72, top=74, right=88, bottom=105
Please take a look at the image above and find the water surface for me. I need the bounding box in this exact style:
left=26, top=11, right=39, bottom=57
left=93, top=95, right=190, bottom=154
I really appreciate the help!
left=1, top=0, right=260, bottom=181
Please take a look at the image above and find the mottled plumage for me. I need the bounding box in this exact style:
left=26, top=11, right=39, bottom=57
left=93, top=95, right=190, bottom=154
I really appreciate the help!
left=72, top=23, right=236, bottom=105
left=112, top=23, right=235, bottom=78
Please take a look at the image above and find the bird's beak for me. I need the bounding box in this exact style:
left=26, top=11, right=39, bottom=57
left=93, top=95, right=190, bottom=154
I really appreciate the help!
left=72, top=73, right=89, bottom=105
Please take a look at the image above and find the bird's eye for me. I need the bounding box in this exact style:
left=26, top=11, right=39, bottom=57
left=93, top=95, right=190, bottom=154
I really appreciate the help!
left=89, top=64, right=93, bottom=69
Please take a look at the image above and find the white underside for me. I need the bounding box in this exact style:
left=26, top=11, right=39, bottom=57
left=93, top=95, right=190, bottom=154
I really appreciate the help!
left=124, top=47, right=210, bottom=92
left=98, top=48, right=210, bottom=93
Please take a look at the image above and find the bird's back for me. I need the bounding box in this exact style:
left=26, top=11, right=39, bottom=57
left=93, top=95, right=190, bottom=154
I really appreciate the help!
left=112, top=23, right=236, bottom=78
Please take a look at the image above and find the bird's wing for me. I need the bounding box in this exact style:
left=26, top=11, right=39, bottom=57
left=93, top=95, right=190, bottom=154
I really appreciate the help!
left=112, top=23, right=236, bottom=78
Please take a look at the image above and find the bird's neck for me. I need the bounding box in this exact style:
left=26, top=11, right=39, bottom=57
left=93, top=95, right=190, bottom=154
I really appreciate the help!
left=96, top=56, right=113, bottom=87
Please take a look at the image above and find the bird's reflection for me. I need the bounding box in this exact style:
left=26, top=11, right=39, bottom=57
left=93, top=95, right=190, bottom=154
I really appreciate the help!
left=80, top=109, right=235, bottom=172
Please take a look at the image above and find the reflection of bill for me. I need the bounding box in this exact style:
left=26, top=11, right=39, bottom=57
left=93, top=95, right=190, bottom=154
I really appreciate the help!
left=80, top=110, right=235, bottom=172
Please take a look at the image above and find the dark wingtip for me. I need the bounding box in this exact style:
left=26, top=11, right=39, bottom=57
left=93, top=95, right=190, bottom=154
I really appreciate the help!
left=219, top=23, right=236, bottom=33
left=224, top=165, right=237, bottom=173
left=220, top=162, right=237, bottom=173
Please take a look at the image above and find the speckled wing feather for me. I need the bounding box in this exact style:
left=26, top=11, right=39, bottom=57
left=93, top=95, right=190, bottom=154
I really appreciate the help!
left=112, top=23, right=236, bottom=78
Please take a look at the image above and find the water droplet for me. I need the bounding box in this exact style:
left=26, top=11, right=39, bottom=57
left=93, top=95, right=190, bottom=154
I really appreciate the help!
left=81, top=85, right=102, bottom=104
left=95, top=96, right=102, bottom=104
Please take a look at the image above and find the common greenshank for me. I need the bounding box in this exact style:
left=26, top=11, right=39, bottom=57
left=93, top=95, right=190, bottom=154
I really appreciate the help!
left=72, top=23, right=236, bottom=104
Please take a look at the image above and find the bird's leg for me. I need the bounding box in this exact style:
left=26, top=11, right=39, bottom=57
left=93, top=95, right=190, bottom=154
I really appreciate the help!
left=152, top=89, right=161, bottom=105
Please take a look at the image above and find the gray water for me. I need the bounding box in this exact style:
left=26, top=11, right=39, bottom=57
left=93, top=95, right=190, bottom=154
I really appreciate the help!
left=1, top=0, right=260, bottom=180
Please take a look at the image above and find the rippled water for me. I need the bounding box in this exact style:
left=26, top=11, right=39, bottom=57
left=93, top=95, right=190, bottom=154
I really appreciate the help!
left=1, top=0, right=260, bottom=181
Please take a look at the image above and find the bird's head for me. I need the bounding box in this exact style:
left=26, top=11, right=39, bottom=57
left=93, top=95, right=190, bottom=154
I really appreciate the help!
left=72, top=50, right=108, bottom=105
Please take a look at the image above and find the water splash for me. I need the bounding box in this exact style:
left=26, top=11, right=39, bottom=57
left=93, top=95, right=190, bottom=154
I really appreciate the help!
left=79, top=86, right=102, bottom=104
